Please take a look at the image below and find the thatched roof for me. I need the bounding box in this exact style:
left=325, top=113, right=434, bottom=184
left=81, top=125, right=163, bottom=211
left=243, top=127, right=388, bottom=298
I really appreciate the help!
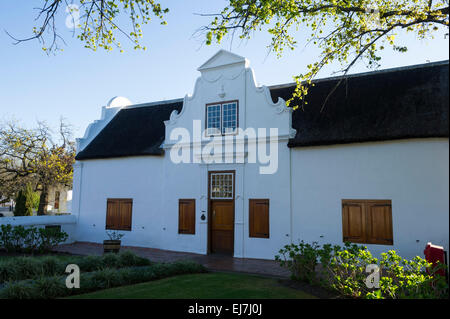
left=269, top=61, right=449, bottom=147
left=76, top=61, right=449, bottom=161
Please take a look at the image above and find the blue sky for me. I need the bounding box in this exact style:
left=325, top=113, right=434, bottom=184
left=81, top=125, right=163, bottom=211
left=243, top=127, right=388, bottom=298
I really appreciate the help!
left=0, top=1, right=448, bottom=138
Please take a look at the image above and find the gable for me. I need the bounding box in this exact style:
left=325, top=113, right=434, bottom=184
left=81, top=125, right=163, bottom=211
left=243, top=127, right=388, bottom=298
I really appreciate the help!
left=197, top=49, right=248, bottom=71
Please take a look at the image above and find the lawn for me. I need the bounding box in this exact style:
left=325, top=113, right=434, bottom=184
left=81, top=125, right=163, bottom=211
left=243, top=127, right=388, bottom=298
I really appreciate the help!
left=69, top=272, right=317, bottom=299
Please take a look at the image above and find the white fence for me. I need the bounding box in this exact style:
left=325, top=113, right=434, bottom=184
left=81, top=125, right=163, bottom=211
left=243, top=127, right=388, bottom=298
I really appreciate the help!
left=0, top=215, right=77, bottom=244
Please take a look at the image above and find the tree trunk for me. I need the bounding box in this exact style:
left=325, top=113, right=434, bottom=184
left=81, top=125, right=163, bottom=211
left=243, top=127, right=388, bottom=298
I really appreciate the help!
left=38, top=186, right=49, bottom=216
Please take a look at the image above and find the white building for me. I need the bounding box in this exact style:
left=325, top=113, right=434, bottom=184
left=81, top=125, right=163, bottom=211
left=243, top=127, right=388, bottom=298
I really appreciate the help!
left=45, top=185, right=72, bottom=215
left=72, top=50, right=449, bottom=260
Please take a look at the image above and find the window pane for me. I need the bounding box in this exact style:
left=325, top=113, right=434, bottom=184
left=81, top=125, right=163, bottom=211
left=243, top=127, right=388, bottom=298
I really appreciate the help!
left=222, top=103, right=237, bottom=134
left=207, top=104, right=221, bottom=135
left=210, top=173, right=233, bottom=199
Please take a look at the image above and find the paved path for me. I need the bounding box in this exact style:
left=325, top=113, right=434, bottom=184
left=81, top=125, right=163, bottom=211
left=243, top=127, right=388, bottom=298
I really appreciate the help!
left=54, top=242, right=290, bottom=278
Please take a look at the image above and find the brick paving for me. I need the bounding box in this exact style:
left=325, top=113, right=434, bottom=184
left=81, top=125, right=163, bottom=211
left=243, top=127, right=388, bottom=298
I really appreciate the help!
left=53, top=242, right=290, bottom=278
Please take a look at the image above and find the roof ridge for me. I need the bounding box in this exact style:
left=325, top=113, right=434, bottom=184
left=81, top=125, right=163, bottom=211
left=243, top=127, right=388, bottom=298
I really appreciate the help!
left=269, top=60, right=449, bottom=90
left=124, top=98, right=184, bottom=110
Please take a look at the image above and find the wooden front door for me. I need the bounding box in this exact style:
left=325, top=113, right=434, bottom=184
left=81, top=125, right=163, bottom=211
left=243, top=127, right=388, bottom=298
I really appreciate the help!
left=210, top=200, right=234, bottom=254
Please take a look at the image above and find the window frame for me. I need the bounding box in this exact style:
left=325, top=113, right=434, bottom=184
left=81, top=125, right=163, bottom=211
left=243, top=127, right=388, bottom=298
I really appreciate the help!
left=205, top=103, right=222, bottom=136
left=341, top=199, right=393, bottom=245
left=205, top=100, right=239, bottom=137
left=210, top=172, right=234, bottom=200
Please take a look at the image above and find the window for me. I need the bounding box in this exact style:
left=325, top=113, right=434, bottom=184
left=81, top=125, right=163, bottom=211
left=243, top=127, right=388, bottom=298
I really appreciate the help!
left=222, top=102, right=237, bottom=134
left=249, top=199, right=269, bottom=238
left=54, top=191, right=60, bottom=210
left=206, top=101, right=238, bottom=136
left=178, top=199, right=195, bottom=234
left=106, top=198, right=133, bottom=231
left=210, top=173, right=234, bottom=199
left=206, top=104, right=221, bottom=135
left=342, top=199, right=393, bottom=245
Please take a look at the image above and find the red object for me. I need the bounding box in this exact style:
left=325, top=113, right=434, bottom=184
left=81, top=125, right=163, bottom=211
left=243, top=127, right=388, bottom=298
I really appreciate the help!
left=424, top=242, right=446, bottom=277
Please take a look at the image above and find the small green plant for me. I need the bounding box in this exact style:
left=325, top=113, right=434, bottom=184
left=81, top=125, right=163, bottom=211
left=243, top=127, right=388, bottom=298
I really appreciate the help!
left=275, top=241, right=321, bottom=283
left=38, top=227, right=68, bottom=253
left=0, top=224, right=15, bottom=252
left=106, top=230, right=125, bottom=241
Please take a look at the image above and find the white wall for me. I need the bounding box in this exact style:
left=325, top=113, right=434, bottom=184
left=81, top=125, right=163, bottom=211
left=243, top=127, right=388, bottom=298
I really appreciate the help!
left=74, top=157, right=168, bottom=248
left=291, top=138, right=449, bottom=260
left=0, top=215, right=77, bottom=243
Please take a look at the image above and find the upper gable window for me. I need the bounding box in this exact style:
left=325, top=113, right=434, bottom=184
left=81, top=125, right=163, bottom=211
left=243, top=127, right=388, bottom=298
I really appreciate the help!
left=206, top=104, right=221, bottom=136
left=206, top=101, right=238, bottom=136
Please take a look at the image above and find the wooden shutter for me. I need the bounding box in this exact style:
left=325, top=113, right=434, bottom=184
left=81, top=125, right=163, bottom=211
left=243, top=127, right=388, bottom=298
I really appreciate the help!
left=106, top=199, right=119, bottom=230
left=342, top=200, right=393, bottom=245
left=342, top=201, right=366, bottom=243
left=249, top=199, right=269, bottom=238
left=178, top=199, right=195, bottom=234
left=106, top=198, right=132, bottom=231
left=118, top=199, right=133, bottom=231
left=366, top=201, right=393, bottom=245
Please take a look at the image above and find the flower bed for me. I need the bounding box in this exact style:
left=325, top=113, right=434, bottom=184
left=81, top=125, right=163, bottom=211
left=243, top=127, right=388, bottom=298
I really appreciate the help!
left=275, top=241, right=448, bottom=299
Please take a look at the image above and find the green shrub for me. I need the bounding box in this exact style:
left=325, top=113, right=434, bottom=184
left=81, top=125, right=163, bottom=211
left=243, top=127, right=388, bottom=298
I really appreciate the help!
left=0, top=251, right=151, bottom=284
left=275, top=241, right=345, bottom=284
left=369, top=251, right=448, bottom=299
left=275, top=241, right=449, bottom=299
left=327, top=246, right=378, bottom=298
left=0, top=224, right=14, bottom=252
left=13, top=184, right=35, bottom=217
left=33, top=276, right=67, bottom=299
left=14, top=190, right=27, bottom=216
left=30, top=190, right=40, bottom=211
left=89, top=268, right=121, bottom=290
left=0, top=263, right=13, bottom=283
left=10, top=257, right=43, bottom=281
left=38, top=227, right=69, bottom=253
left=24, top=183, right=35, bottom=216
left=75, top=255, right=104, bottom=272
left=0, top=224, right=68, bottom=254
left=0, top=281, right=36, bottom=299
left=40, top=256, right=65, bottom=276
left=117, top=250, right=151, bottom=267
left=0, top=261, right=208, bottom=299
left=101, top=253, right=121, bottom=268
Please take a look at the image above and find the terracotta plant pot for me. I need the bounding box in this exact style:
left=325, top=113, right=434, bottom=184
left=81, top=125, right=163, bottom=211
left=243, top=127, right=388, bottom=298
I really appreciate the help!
left=103, top=240, right=121, bottom=253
